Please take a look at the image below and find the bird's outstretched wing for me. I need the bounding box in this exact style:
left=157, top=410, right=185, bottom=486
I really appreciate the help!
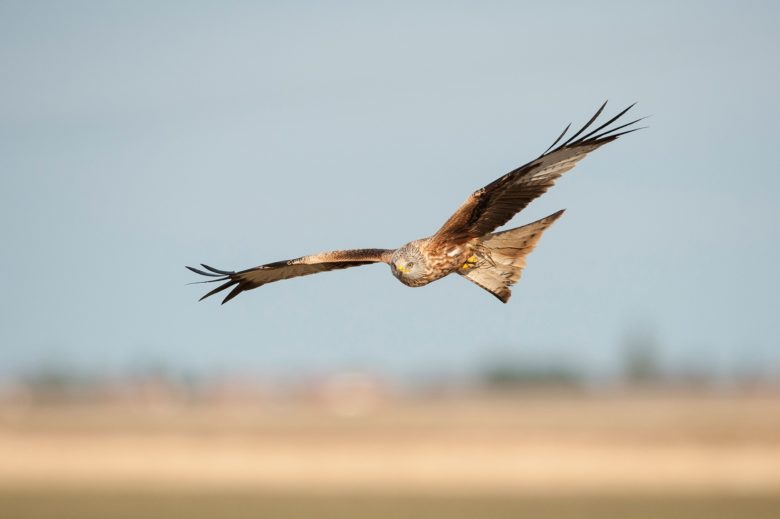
left=432, top=102, right=645, bottom=244
left=187, top=248, right=393, bottom=304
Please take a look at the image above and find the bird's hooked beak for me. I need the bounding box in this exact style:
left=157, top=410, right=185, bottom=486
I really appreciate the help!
left=394, top=261, right=407, bottom=274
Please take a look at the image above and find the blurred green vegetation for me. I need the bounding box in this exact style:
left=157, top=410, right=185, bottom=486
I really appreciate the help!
left=480, top=362, right=583, bottom=388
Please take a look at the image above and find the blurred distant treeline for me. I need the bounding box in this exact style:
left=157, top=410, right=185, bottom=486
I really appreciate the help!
left=2, top=330, right=778, bottom=406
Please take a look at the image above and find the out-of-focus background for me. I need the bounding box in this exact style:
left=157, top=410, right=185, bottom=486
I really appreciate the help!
left=2, top=1, right=779, bottom=517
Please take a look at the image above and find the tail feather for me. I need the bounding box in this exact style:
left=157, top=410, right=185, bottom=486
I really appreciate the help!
left=461, top=210, right=564, bottom=303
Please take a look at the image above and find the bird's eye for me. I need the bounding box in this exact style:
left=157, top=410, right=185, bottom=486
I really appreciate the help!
left=406, top=262, right=414, bottom=269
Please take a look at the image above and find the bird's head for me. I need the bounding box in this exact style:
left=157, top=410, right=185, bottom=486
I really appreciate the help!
left=390, top=244, right=426, bottom=283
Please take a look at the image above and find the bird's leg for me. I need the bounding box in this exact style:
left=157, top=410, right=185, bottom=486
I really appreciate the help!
left=460, top=255, right=479, bottom=270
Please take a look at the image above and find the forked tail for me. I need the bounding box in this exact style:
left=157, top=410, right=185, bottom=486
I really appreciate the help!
left=461, top=210, right=565, bottom=303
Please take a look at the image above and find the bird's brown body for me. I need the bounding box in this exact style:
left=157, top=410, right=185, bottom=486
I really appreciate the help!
left=391, top=238, right=479, bottom=287
left=188, top=102, right=643, bottom=304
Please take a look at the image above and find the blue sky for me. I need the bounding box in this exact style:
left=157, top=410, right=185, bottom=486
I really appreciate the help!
left=1, top=1, right=779, bottom=382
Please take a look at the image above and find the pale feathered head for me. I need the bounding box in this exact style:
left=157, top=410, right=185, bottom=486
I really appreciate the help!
left=390, top=243, right=426, bottom=283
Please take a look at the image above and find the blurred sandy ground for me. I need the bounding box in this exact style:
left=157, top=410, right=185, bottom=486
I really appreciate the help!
left=1, top=383, right=779, bottom=495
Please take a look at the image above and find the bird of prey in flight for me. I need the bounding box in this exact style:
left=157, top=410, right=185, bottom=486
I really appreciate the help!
left=188, top=102, right=643, bottom=304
